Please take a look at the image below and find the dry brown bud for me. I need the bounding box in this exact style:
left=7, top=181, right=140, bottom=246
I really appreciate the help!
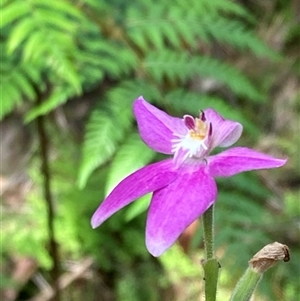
left=249, top=242, right=290, bottom=274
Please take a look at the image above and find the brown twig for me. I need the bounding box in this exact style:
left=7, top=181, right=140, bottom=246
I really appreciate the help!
left=36, top=93, right=60, bottom=301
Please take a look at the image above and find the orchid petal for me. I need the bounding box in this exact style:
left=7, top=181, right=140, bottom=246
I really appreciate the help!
left=204, top=109, right=243, bottom=149
left=208, top=147, right=287, bottom=177
left=133, top=96, right=186, bottom=154
left=172, top=147, right=190, bottom=169
left=146, top=166, right=217, bottom=256
left=91, top=159, right=178, bottom=228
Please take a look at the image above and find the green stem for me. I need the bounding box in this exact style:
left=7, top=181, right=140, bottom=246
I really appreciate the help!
left=229, top=268, right=262, bottom=301
left=203, top=205, right=214, bottom=259
left=202, top=205, right=219, bottom=301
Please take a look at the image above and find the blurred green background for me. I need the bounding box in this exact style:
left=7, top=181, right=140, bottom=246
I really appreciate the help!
left=1, top=0, right=299, bottom=300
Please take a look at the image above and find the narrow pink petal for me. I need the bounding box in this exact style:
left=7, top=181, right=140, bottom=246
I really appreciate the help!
left=208, top=147, right=287, bottom=177
left=91, top=159, right=178, bottom=228
left=204, top=109, right=243, bottom=149
left=133, top=96, right=186, bottom=154
left=146, top=166, right=217, bottom=256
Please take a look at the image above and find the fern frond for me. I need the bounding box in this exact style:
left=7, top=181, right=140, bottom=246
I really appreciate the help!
left=78, top=80, right=162, bottom=188
left=105, top=133, right=155, bottom=195
left=75, top=21, right=138, bottom=85
left=37, top=0, right=85, bottom=21
left=200, top=16, right=279, bottom=58
left=78, top=94, right=133, bottom=189
left=78, top=103, right=127, bottom=189
left=124, top=194, right=151, bottom=222
left=0, top=85, right=23, bottom=120
left=0, top=51, right=42, bottom=119
left=217, top=173, right=270, bottom=200
left=107, top=80, right=163, bottom=105
left=24, top=86, right=74, bottom=122
left=126, top=5, right=198, bottom=51
left=1, top=1, right=29, bottom=28
left=126, top=0, right=270, bottom=57
left=3, top=0, right=84, bottom=93
left=171, top=0, right=253, bottom=20
left=144, top=51, right=263, bottom=101
left=218, top=191, right=269, bottom=223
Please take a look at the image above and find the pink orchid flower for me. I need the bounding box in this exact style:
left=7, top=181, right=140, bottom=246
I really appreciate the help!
left=91, top=96, right=287, bottom=256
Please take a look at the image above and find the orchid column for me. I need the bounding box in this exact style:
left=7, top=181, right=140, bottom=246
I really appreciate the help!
left=91, top=97, right=287, bottom=299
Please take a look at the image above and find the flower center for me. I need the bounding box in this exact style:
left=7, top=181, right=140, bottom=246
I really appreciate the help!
left=187, top=116, right=208, bottom=140
left=171, top=111, right=212, bottom=164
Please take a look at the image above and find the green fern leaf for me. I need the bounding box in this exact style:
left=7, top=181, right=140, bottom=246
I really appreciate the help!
left=22, top=32, right=45, bottom=62
left=124, top=194, right=151, bottom=222
left=126, top=0, right=257, bottom=53
left=199, top=16, right=278, bottom=58
left=105, top=133, right=155, bottom=195
left=76, top=23, right=138, bottom=79
left=145, top=51, right=263, bottom=101
left=35, top=0, right=85, bottom=21
left=1, top=1, right=29, bottom=28
left=5, top=0, right=83, bottom=93
left=78, top=105, right=121, bottom=189
left=24, top=86, right=73, bottom=122
left=185, top=0, right=253, bottom=20
left=0, top=45, right=42, bottom=119
left=13, top=71, right=36, bottom=101
left=217, top=191, right=269, bottom=224
left=37, top=8, right=77, bottom=32
left=7, top=18, right=35, bottom=53
left=107, top=80, right=162, bottom=105
left=0, top=86, right=22, bottom=119
left=217, top=173, right=270, bottom=200
left=78, top=80, right=162, bottom=188
left=78, top=98, right=134, bottom=189
left=127, top=5, right=189, bottom=51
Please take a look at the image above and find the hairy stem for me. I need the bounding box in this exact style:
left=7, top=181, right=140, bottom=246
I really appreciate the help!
left=36, top=100, right=60, bottom=301
left=229, top=268, right=262, bottom=301
left=202, top=205, right=219, bottom=301
left=203, top=205, right=215, bottom=259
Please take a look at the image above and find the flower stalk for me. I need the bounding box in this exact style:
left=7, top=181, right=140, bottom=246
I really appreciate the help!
left=202, top=259, right=220, bottom=301
left=203, top=205, right=215, bottom=259
left=202, top=205, right=219, bottom=301
left=229, top=267, right=262, bottom=301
